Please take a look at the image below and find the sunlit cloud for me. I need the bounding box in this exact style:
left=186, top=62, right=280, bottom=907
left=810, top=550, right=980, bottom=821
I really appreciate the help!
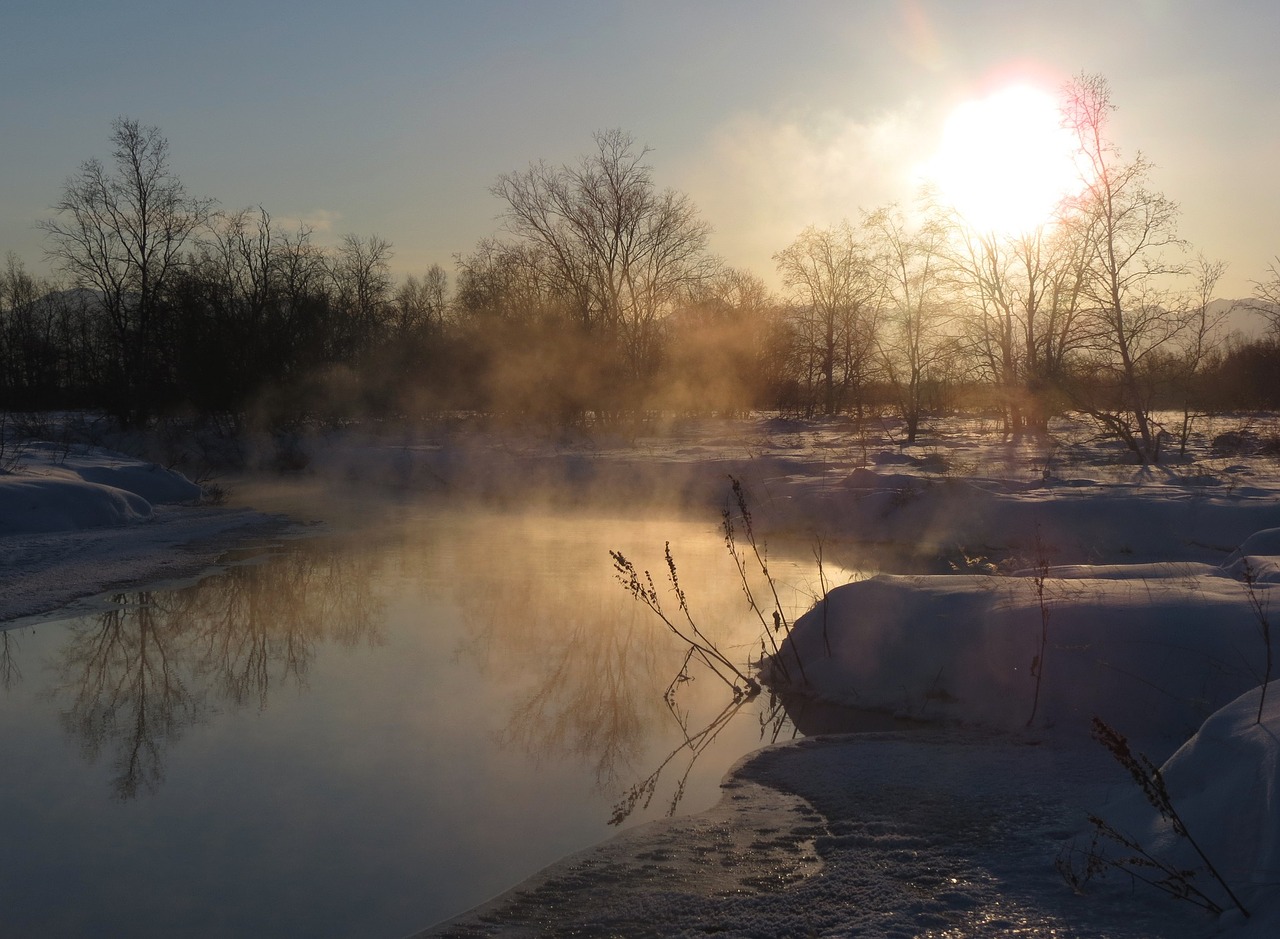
left=676, top=104, right=932, bottom=277
left=273, top=208, right=343, bottom=238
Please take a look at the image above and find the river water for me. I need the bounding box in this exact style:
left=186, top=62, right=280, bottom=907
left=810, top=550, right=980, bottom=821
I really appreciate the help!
left=0, top=482, right=847, bottom=938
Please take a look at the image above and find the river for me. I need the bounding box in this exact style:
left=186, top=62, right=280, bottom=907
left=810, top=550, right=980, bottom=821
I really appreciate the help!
left=0, top=480, right=848, bottom=938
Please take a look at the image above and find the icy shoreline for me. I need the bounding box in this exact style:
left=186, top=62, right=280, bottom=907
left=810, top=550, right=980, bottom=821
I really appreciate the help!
left=419, top=730, right=1215, bottom=938
left=0, top=503, right=290, bottom=625
left=5, top=415, right=1280, bottom=936
left=0, top=444, right=286, bottom=624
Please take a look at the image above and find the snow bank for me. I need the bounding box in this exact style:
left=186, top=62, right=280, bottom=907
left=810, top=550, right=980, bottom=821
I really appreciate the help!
left=823, top=466, right=1280, bottom=563
left=0, top=444, right=201, bottom=534
left=0, top=476, right=154, bottom=532
left=766, top=555, right=1275, bottom=741
left=1086, top=683, right=1280, bottom=934
left=1, top=441, right=279, bottom=623
left=1224, top=527, right=1280, bottom=583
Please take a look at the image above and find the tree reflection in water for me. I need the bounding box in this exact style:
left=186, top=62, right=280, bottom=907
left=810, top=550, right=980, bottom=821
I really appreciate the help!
left=53, top=594, right=198, bottom=799
left=47, top=543, right=385, bottom=799
left=454, top=556, right=671, bottom=789
left=34, top=506, right=831, bottom=821
left=447, top=514, right=811, bottom=826
left=0, top=628, right=20, bottom=691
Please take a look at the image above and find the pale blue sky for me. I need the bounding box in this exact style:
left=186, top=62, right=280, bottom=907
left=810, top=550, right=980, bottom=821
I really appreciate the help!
left=3, top=0, right=1277, bottom=296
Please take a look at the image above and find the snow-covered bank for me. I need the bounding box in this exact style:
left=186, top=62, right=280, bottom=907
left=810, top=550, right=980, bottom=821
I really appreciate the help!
left=0, top=441, right=203, bottom=533
left=7, top=414, right=1280, bottom=935
left=421, top=733, right=1208, bottom=938
left=764, top=551, right=1277, bottom=741
left=0, top=442, right=282, bottom=623
left=1084, top=683, right=1280, bottom=936
left=403, top=414, right=1280, bottom=938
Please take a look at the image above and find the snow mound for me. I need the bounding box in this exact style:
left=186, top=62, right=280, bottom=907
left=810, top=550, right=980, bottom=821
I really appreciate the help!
left=1224, top=528, right=1280, bottom=583
left=0, top=476, right=153, bottom=533
left=1088, top=682, right=1280, bottom=934
left=0, top=445, right=201, bottom=535
left=766, top=543, right=1278, bottom=741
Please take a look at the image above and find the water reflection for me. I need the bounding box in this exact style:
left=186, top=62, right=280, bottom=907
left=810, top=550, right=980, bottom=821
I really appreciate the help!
left=443, top=512, right=830, bottom=822
left=449, top=526, right=681, bottom=790
left=611, top=695, right=753, bottom=826
left=51, top=594, right=201, bottom=798
left=2, top=499, right=858, bottom=936
left=181, top=548, right=385, bottom=708
left=19, top=508, right=842, bottom=816
left=0, top=628, right=20, bottom=690
left=44, top=545, right=384, bottom=799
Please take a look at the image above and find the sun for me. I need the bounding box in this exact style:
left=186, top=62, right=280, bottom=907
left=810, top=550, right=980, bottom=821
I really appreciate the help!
left=925, top=84, right=1085, bottom=236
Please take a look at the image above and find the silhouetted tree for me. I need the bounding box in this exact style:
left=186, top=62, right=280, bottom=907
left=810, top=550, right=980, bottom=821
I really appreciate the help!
left=41, top=118, right=213, bottom=423
left=328, top=233, right=393, bottom=360
left=943, top=211, right=1093, bottom=435
left=393, top=263, right=449, bottom=338
left=660, top=268, right=779, bottom=415
left=1251, top=257, right=1280, bottom=335
left=867, top=205, right=953, bottom=442
left=1170, top=256, right=1231, bottom=453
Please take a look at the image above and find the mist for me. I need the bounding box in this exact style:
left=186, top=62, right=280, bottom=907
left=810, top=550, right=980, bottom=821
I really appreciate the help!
left=7, top=60, right=1280, bottom=939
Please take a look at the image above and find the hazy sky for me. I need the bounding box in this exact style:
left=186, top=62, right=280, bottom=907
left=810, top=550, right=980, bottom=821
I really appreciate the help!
left=3, top=0, right=1277, bottom=297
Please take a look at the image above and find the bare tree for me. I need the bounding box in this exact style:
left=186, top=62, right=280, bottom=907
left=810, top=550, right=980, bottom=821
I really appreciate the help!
left=1251, top=258, right=1280, bottom=335
left=1061, top=74, right=1189, bottom=464
left=328, top=233, right=394, bottom=359
left=393, top=263, right=449, bottom=339
left=41, top=118, right=213, bottom=422
left=774, top=222, right=882, bottom=417
left=942, top=213, right=1091, bottom=436
left=0, top=253, right=65, bottom=406
left=491, top=129, right=714, bottom=387
left=661, top=267, right=779, bottom=415
left=945, top=222, right=1027, bottom=433
left=866, top=206, right=953, bottom=443
left=1170, top=256, right=1231, bottom=453
left=175, top=207, right=293, bottom=409
left=454, top=237, right=569, bottom=329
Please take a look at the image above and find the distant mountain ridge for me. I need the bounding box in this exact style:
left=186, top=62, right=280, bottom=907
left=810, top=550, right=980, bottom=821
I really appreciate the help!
left=1210, top=297, right=1275, bottom=338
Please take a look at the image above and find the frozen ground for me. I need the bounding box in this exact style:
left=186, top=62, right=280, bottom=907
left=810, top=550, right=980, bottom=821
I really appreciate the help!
left=4, top=412, right=1280, bottom=937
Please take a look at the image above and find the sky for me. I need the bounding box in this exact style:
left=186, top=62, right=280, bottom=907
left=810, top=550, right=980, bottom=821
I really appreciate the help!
left=2, top=0, right=1278, bottom=299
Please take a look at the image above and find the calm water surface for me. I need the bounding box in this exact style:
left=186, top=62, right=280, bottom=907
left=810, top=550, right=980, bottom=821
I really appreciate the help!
left=0, top=483, right=849, bottom=938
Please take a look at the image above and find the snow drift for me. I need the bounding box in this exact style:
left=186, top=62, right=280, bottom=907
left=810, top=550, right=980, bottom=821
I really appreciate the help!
left=0, top=443, right=202, bottom=534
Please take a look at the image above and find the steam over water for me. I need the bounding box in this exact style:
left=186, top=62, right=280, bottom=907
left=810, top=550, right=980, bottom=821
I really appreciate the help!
left=0, top=485, right=844, bottom=938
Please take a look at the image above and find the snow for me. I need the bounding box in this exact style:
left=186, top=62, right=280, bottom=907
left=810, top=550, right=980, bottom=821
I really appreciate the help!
left=6, top=413, right=1280, bottom=936
left=406, top=414, right=1280, bottom=937
left=0, top=441, right=282, bottom=622
left=764, top=560, right=1268, bottom=740
left=1087, top=683, right=1280, bottom=935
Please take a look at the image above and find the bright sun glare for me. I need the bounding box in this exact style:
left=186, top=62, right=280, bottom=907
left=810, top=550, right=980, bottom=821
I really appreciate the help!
left=927, top=84, right=1085, bottom=236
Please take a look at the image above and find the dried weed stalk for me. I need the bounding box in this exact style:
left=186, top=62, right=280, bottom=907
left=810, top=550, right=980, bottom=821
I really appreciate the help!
left=722, top=474, right=809, bottom=685
left=1239, top=558, right=1273, bottom=724
left=1074, top=717, right=1250, bottom=918
left=610, top=544, right=759, bottom=700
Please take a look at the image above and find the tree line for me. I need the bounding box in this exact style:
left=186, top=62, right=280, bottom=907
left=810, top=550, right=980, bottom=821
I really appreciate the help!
left=3, top=75, right=1279, bottom=462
